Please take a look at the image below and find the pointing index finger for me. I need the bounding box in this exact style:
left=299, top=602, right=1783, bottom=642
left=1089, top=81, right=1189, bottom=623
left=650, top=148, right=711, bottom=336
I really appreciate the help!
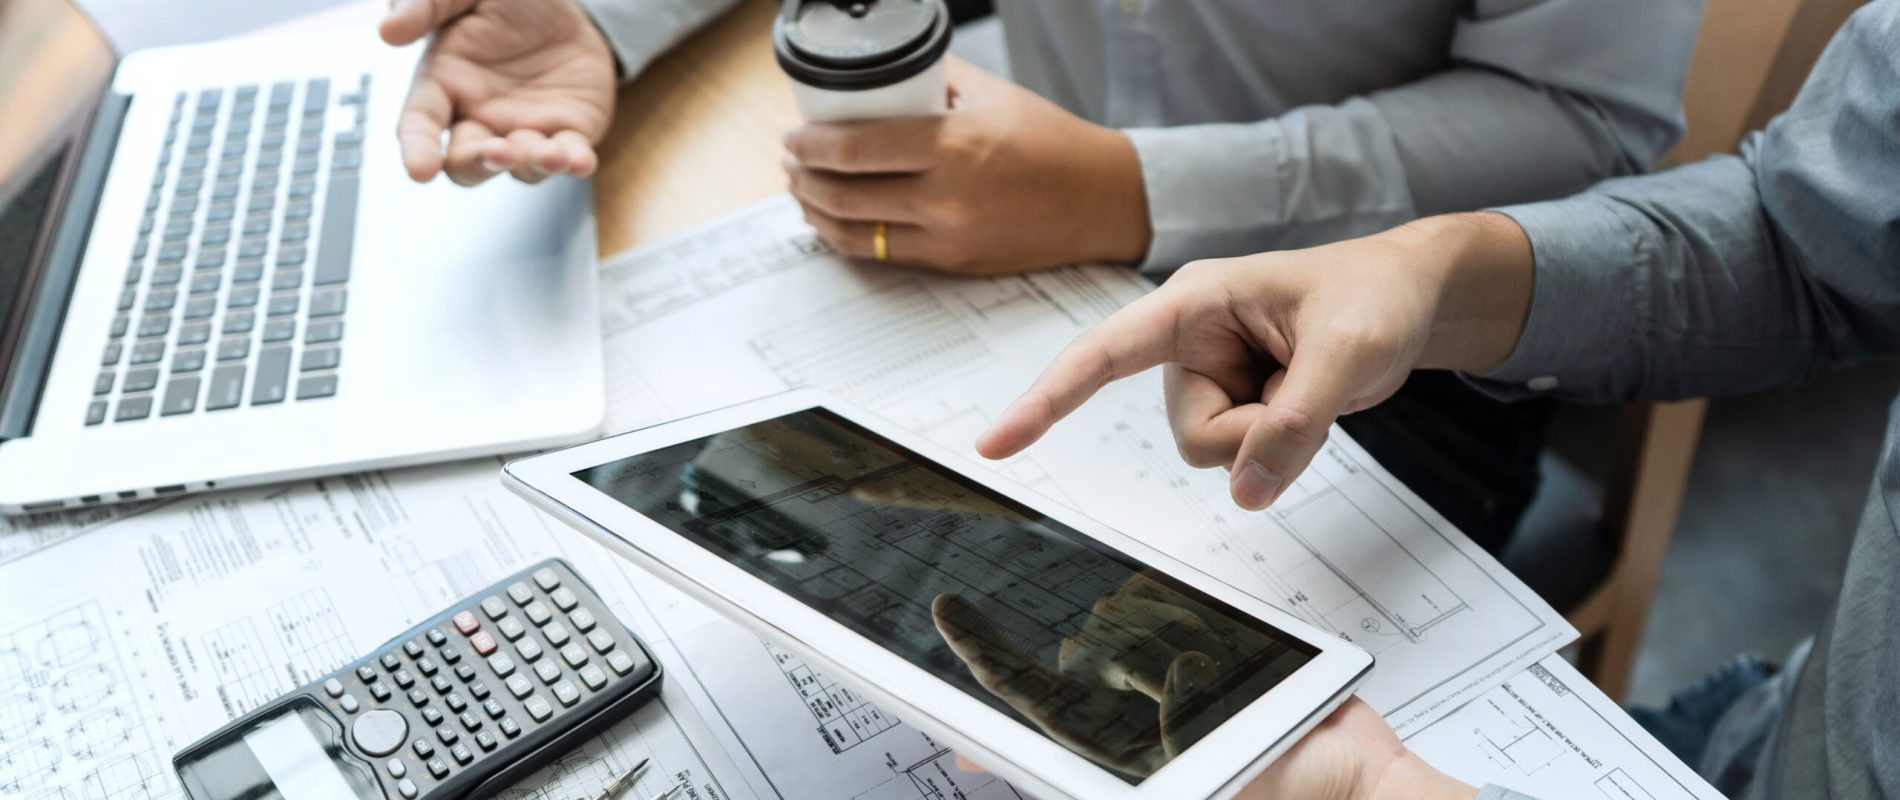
left=976, top=292, right=1181, bottom=459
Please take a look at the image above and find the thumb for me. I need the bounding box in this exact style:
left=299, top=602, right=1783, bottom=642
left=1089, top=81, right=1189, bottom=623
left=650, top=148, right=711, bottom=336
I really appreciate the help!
left=381, top=0, right=479, bottom=45
left=1159, top=651, right=1221, bottom=759
left=1228, top=345, right=1365, bottom=510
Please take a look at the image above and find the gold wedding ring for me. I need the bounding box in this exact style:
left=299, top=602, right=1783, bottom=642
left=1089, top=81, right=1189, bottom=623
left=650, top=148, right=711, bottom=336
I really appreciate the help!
left=873, top=220, right=890, bottom=262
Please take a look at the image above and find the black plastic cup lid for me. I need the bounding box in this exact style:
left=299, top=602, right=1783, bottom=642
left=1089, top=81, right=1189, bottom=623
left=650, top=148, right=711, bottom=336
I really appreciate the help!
left=775, top=0, right=952, bottom=91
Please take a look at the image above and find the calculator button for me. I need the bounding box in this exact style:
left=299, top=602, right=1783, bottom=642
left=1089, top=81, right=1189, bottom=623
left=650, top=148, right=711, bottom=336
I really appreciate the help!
left=458, top=711, right=481, bottom=731
left=524, top=601, right=552, bottom=626
left=524, top=695, right=553, bottom=722
left=470, top=631, right=498, bottom=656
left=452, top=610, right=480, bottom=635
left=349, top=709, right=407, bottom=756
left=445, top=692, right=467, bottom=712
left=543, top=621, right=572, bottom=647
left=469, top=680, right=490, bottom=700
left=579, top=664, right=608, bottom=691
left=533, top=567, right=561, bottom=591
left=481, top=596, right=509, bottom=620
left=568, top=608, right=597, bottom=632
left=549, top=587, right=579, bottom=611
left=559, top=644, right=589, bottom=668
left=413, top=739, right=435, bottom=758
left=403, top=640, right=424, bottom=658
left=552, top=680, right=580, bottom=707
left=486, top=653, right=516, bottom=678
left=475, top=731, right=498, bottom=752
left=482, top=699, right=504, bottom=719
left=430, top=676, right=452, bottom=695
left=436, top=726, right=458, bottom=745
left=387, top=758, right=407, bottom=779
left=498, top=618, right=526, bottom=641
left=534, top=661, right=561, bottom=685
left=369, top=682, right=391, bottom=702
left=450, top=743, right=472, bottom=765
left=506, top=581, right=534, bottom=606
left=504, top=674, right=533, bottom=698
left=356, top=665, right=377, bottom=683
left=587, top=630, right=615, bottom=654
left=516, top=638, right=543, bottom=663
left=417, top=657, right=440, bottom=676
left=407, top=689, right=429, bottom=707
left=393, top=669, right=415, bottom=688
left=381, top=653, right=402, bottom=670
left=422, top=707, right=444, bottom=726
left=439, top=645, right=463, bottom=665
left=426, top=628, right=448, bottom=646
left=454, top=664, right=477, bottom=683
left=324, top=678, right=344, bottom=697
left=426, top=758, right=448, bottom=778
left=606, top=651, right=638, bottom=677
left=499, top=717, right=521, bottom=738
left=339, top=695, right=360, bottom=714
left=398, top=778, right=418, bottom=799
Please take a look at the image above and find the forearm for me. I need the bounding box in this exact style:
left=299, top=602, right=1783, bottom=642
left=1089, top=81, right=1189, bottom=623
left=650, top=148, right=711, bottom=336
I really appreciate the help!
left=1368, top=213, right=1536, bottom=377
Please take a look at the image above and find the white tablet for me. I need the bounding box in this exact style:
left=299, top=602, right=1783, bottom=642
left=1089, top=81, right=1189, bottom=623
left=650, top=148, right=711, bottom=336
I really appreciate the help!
left=502, top=389, right=1373, bottom=800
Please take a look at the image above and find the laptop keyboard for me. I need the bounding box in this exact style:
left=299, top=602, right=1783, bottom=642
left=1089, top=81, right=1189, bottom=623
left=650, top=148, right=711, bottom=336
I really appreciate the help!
left=89, top=75, right=367, bottom=426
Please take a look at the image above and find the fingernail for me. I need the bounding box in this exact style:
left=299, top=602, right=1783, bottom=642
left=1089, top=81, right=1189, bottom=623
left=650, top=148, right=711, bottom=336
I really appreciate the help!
left=480, top=156, right=505, bottom=172
left=1232, top=461, right=1282, bottom=510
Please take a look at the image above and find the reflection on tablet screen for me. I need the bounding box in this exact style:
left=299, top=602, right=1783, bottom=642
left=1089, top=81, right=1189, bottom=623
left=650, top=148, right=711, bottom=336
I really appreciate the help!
left=574, top=409, right=1317, bottom=784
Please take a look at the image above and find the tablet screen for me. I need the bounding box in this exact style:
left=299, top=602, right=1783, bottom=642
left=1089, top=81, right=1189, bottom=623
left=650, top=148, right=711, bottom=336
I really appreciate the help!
left=574, top=408, right=1317, bottom=784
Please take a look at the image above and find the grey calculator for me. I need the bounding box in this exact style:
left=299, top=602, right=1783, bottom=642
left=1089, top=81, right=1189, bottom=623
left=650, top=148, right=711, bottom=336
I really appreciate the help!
left=172, top=558, right=661, bottom=800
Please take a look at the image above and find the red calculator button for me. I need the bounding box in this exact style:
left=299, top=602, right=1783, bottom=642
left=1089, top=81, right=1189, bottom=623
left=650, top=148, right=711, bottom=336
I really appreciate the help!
left=469, top=631, right=498, bottom=656
left=452, top=611, right=480, bottom=635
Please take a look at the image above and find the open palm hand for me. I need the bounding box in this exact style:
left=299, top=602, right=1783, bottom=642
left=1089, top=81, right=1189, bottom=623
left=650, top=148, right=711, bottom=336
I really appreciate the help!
left=381, top=0, right=616, bottom=185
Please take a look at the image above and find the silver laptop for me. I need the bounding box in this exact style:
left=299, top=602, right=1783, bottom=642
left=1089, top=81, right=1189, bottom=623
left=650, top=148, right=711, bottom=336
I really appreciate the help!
left=0, top=1, right=605, bottom=513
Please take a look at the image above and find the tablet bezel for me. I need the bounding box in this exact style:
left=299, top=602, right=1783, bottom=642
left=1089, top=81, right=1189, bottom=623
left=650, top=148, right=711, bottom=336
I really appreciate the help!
left=502, top=388, right=1373, bottom=800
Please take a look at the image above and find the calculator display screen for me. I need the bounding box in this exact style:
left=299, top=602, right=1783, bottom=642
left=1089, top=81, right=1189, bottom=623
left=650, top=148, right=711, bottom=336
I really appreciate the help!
left=574, top=408, right=1318, bottom=785
left=175, top=701, right=381, bottom=800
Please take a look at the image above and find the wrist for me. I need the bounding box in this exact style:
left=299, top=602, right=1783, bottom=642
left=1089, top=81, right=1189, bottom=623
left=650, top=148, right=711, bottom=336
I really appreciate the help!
left=1390, top=212, right=1535, bottom=374
left=1361, top=750, right=1477, bottom=800
left=1073, top=126, right=1153, bottom=264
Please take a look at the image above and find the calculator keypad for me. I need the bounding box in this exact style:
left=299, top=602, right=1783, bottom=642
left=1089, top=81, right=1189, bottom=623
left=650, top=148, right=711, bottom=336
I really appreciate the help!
left=317, top=559, right=654, bottom=796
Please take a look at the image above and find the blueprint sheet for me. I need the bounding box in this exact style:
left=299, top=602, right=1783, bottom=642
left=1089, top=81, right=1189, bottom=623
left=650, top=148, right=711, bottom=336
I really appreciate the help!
left=2, top=195, right=1601, bottom=800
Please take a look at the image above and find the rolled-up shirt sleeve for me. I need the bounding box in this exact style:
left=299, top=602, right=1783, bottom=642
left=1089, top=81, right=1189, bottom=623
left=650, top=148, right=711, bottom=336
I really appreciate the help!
left=1468, top=1, right=1900, bottom=404
left=1125, top=0, right=1701, bottom=274
left=577, top=0, right=743, bottom=82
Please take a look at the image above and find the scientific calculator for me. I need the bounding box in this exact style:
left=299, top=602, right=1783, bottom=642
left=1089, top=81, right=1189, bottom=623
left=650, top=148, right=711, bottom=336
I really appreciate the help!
left=172, top=558, right=662, bottom=799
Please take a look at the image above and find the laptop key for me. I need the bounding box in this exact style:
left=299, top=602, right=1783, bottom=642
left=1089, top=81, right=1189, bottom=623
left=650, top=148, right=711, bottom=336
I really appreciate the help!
left=305, top=78, right=330, bottom=109
left=312, top=174, right=358, bottom=285
left=281, top=220, right=310, bottom=242
left=157, top=241, right=187, bottom=262
left=243, top=215, right=273, bottom=236
left=296, top=137, right=321, bottom=157
left=94, top=372, right=114, bottom=395
left=206, top=364, right=246, bottom=410
left=161, top=376, right=201, bottom=416
left=296, top=374, right=338, bottom=400
left=115, top=395, right=154, bottom=422
left=272, top=270, right=304, bottom=292
left=130, top=340, right=165, bottom=365
left=261, top=130, right=286, bottom=149
left=269, top=81, right=293, bottom=108
left=125, top=367, right=159, bottom=393
left=101, top=341, right=123, bottom=366
left=189, top=271, right=221, bottom=294
left=331, top=147, right=362, bottom=172
left=263, top=318, right=296, bottom=343
left=253, top=170, right=280, bottom=190
left=286, top=198, right=313, bottom=219
left=201, top=224, right=231, bottom=245
left=109, top=315, right=130, bottom=337
left=193, top=249, right=226, bottom=271
left=172, top=349, right=207, bottom=373
left=184, top=296, right=216, bottom=320
left=251, top=346, right=293, bottom=405
left=164, top=218, right=193, bottom=239
left=132, top=239, right=148, bottom=261
left=217, top=337, right=250, bottom=361
left=302, top=347, right=340, bottom=372
left=178, top=321, right=212, bottom=345
left=239, top=237, right=268, bottom=259
left=289, top=177, right=316, bottom=197
left=144, top=289, right=177, bottom=311
left=310, top=290, right=346, bottom=317
left=228, top=285, right=261, bottom=308
left=277, top=244, right=306, bottom=266
left=170, top=195, right=198, bottom=214
left=118, top=288, right=136, bottom=311
left=86, top=400, right=107, bottom=426
left=268, top=294, right=299, bottom=316
left=212, top=181, right=239, bottom=201
left=151, top=266, right=183, bottom=286
left=234, top=259, right=265, bottom=283
left=293, top=156, right=319, bottom=177
left=305, top=319, right=343, bottom=344
left=137, top=315, right=171, bottom=338
left=222, top=311, right=256, bottom=334
left=208, top=201, right=235, bottom=222
left=176, top=173, right=205, bottom=193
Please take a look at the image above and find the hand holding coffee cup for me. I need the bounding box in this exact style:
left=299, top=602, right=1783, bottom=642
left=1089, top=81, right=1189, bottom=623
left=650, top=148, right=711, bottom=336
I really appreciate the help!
left=776, top=1, right=1154, bottom=275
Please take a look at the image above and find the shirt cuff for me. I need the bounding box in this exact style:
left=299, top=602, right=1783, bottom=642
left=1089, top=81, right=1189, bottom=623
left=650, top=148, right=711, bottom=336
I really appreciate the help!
left=1475, top=786, right=1543, bottom=800
left=1463, top=197, right=1644, bottom=403
left=576, top=0, right=715, bottom=83
left=1123, top=123, right=1283, bottom=276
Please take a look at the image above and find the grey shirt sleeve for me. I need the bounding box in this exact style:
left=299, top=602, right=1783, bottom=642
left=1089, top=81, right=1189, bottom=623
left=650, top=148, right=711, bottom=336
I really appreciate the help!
left=1475, top=787, right=1542, bottom=800
left=576, top=0, right=745, bottom=82
left=1470, top=0, right=1900, bottom=405
left=1123, top=0, right=1701, bottom=273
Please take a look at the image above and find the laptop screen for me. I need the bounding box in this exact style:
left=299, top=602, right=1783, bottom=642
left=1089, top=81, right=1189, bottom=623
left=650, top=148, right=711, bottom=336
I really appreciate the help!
left=0, top=0, right=115, bottom=382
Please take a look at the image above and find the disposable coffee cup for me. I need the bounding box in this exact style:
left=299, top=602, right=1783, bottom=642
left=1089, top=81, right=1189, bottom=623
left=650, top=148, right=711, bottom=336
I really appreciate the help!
left=774, top=0, right=953, bottom=123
